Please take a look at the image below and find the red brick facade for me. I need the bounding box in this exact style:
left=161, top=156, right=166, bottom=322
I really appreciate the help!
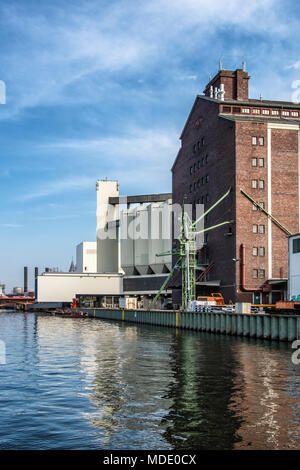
left=172, top=68, right=300, bottom=304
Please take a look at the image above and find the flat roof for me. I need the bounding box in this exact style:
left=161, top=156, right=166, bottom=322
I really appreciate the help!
left=109, top=193, right=172, bottom=205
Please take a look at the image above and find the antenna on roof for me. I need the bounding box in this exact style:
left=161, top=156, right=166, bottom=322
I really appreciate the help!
left=219, top=60, right=223, bottom=71
left=259, top=94, right=263, bottom=101
left=242, top=61, right=246, bottom=72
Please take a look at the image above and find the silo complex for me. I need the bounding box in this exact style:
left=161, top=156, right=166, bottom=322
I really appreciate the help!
left=120, top=200, right=172, bottom=275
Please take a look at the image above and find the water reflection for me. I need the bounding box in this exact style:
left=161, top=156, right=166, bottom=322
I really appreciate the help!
left=0, top=312, right=299, bottom=450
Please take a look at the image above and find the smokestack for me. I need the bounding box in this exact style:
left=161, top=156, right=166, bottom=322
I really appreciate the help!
left=24, top=266, right=28, bottom=293
left=35, top=267, right=38, bottom=278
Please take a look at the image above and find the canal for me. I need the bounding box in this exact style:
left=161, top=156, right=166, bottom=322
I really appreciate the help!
left=0, top=311, right=299, bottom=450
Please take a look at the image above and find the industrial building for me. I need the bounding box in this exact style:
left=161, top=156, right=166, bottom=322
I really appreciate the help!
left=172, top=65, right=300, bottom=304
left=288, top=234, right=300, bottom=300
left=76, top=241, right=97, bottom=273
left=37, top=180, right=172, bottom=307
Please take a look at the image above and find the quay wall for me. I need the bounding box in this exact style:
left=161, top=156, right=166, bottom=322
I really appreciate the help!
left=83, top=308, right=300, bottom=342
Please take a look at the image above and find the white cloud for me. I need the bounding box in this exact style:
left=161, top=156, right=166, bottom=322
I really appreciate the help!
left=0, top=0, right=285, bottom=118
left=19, top=176, right=96, bottom=201
left=1, top=223, right=23, bottom=228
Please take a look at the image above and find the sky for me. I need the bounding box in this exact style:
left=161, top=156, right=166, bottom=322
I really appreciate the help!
left=0, top=0, right=300, bottom=291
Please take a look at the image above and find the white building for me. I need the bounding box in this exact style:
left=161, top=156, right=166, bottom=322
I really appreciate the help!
left=76, top=241, right=97, bottom=273
left=36, top=179, right=172, bottom=306
left=37, top=272, right=122, bottom=303
left=288, top=234, right=300, bottom=300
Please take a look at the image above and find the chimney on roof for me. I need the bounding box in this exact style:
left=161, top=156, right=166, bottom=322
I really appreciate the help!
left=204, top=67, right=250, bottom=101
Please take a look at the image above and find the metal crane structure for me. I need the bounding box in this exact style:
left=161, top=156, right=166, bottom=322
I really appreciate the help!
left=150, top=188, right=232, bottom=310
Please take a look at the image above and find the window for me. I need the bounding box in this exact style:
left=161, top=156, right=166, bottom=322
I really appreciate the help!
left=201, top=195, right=205, bottom=204
left=193, top=144, right=197, bottom=153
left=272, top=110, right=279, bottom=115
left=293, top=238, right=300, bottom=254
left=201, top=157, right=204, bottom=166
left=198, top=160, right=201, bottom=169
left=252, top=136, right=258, bottom=145
left=201, top=177, right=204, bottom=185
left=259, top=137, right=264, bottom=146
left=233, top=107, right=241, bottom=113
left=201, top=137, right=205, bottom=146
left=259, top=269, right=265, bottom=278
left=252, top=158, right=257, bottom=167
left=259, top=247, right=265, bottom=257
left=253, top=269, right=258, bottom=278
left=253, top=247, right=258, bottom=256
left=253, top=109, right=261, bottom=114
left=223, top=106, right=231, bottom=112
left=190, top=184, right=193, bottom=192
left=205, top=154, right=208, bottom=164
left=242, top=108, right=250, bottom=113
left=282, top=111, right=290, bottom=116
left=259, top=158, right=264, bottom=167
left=193, top=182, right=196, bottom=191
left=253, top=224, right=258, bottom=233
left=262, top=109, right=270, bottom=115
left=253, top=204, right=258, bottom=211
left=197, top=141, right=201, bottom=150
left=206, top=174, right=209, bottom=183
left=291, top=111, right=299, bottom=117
left=197, top=180, right=200, bottom=188
left=259, top=224, right=265, bottom=234
left=190, top=166, right=193, bottom=174
left=206, top=194, right=209, bottom=203
left=259, top=179, right=265, bottom=189
left=252, top=179, right=258, bottom=189
left=259, top=202, right=265, bottom=209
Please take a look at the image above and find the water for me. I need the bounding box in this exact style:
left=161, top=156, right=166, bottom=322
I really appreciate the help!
left=0, top=311, right=299, bottom=450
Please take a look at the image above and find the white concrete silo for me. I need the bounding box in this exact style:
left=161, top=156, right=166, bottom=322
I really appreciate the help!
left=133, top=205, right=150, bottom=275
left=120, top=207, right=135, bottom=275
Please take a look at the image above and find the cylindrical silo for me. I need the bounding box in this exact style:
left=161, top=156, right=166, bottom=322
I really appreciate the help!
left=120, top=207, right=135, bottom=275
left=134, top=205, right=150, bottom=275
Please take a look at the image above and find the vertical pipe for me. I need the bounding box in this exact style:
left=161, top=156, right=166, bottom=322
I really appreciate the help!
left=24, top=266, right=28, bottom=293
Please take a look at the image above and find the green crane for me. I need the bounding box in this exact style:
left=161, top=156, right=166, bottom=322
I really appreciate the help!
left=149, top=188, right=232, bottom=310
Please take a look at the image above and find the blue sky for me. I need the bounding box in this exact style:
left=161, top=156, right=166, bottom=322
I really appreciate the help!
left=0, top=0, right=300, bottom=291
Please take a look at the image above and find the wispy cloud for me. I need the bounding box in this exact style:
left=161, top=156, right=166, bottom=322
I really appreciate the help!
left=18, top=176, right=96, bottom=201
left=1, top=223, right=23, bottom=228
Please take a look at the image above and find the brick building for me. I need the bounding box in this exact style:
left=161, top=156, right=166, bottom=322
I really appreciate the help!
left=172, top=67, right=300, bottom=304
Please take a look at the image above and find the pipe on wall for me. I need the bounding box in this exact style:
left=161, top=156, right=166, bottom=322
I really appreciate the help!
left=240, top=244, right=261, bottom=292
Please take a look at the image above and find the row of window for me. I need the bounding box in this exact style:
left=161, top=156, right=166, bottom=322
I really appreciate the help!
left=191, top=194, right=210, bottom=204
left=252, top=136, right=264, bottom=146
left=252, top=157, right=264, bottom=167
left=253, top=224, right=265, bottom=234
left=190, top=176, right=209, bottom=191
left=190, top=155, right=209, bottom=174
left=253, top=202, right=265, bottom=211
left=252, top=246, right=265, bottom=256
left=224, top=106, right=299, bottom=118
left=252, top=179, right=265, bottom=189
left=253, top=269, right=265, bottom=279
left=193, top=138, right=206, bottom=153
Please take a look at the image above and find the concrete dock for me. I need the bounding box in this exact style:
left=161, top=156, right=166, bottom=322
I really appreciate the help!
left=83, top=308, right=300, bottom=342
